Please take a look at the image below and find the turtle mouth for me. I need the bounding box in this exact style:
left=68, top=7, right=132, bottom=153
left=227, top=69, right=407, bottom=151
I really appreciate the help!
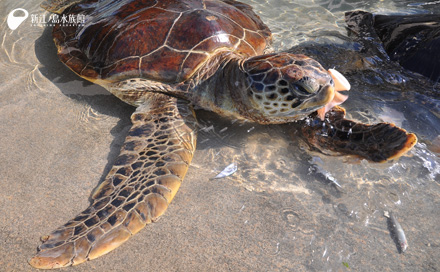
left=329, top=69, right=351, bottom=92
left=294, top=69, right=350, bottom=119
left=296, top=84, right=336, bottom=113
left=315, top=69, right=351, bottom=120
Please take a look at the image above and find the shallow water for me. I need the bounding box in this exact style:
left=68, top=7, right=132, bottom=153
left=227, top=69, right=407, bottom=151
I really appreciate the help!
left=0, top=0, right=439, bottom=271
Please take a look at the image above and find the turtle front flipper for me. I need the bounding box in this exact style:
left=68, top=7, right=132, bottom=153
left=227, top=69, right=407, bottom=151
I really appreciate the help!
left=29, top=93, right=197, bottom=269
left=301, top=106, right=417, bottom=162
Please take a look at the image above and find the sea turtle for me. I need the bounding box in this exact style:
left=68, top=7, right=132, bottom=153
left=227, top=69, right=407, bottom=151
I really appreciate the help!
left=30, top=0, right=417, bottom=269
left=345, top=10, right=440, bottom=82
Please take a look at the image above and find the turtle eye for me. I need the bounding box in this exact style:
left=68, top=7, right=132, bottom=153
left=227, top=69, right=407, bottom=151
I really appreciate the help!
left=294, top=76, right=319, bottom=95
left=293, top=83, right=311, bottom=95
left=292, top=82, right=315, bottom=96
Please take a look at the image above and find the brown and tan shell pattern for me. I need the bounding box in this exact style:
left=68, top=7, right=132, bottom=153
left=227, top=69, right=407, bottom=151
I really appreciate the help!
left=53, top=0, right=272, bottom=84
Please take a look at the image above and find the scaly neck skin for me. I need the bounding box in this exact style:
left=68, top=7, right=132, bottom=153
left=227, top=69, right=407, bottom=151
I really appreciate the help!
left=189, top=58, right=260, bottom=122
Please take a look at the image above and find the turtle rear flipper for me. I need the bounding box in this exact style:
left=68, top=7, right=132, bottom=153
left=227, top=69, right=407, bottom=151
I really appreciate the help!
left=29, top=93, right=197, bottom=269
left=302, top=106, right=417, bottom=162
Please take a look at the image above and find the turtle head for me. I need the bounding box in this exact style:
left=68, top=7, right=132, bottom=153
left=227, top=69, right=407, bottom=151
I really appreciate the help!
left=241, top=53, right=350, bottom=122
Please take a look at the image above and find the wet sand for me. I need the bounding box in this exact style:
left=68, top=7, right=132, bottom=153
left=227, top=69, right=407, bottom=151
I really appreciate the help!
left=1, top=0, right=440, bottom=271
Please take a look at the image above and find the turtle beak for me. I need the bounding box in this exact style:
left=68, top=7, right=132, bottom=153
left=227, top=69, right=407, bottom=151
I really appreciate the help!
left=316, top=69, right=350, bottom=120
left=297, top=84, right=335, bottom=112
left=329, top=69, right=351, bottom=92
